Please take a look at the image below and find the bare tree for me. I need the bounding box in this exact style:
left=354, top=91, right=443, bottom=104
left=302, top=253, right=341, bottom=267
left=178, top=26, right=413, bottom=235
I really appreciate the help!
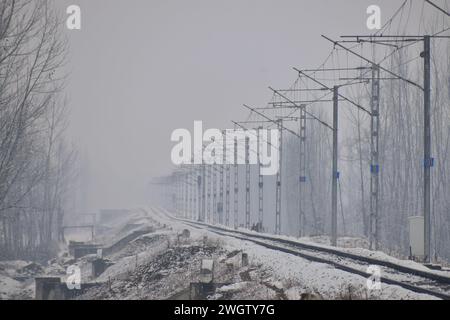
left=0, top=0, right=75, bottom=260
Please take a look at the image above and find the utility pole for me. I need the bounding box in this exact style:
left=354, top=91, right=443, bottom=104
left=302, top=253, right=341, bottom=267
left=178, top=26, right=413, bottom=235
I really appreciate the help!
left=275, top=119, right=283, bottom=235
left=171, top=176, right=175, bottom=214
left=175, top=174, right=178, bottom=215
left=233, top=138, right=239, bottom=229
left=186, top=171, right=190, bottom=218
left=178, top=174, right=182, bottom=216
left=423, top=35, right=431, bottom=263
left=197, top=165, right=202, bottom=221
left=245, top=136, right=251, bottom=229
left=184, top=172, right=187, bottom=217
left=257, top=127, right=264, bottom=232
left=338, top=65, right=380, bottom=248
left=331, top=86, right=339, bottom=247
left=370, top=64, right=381, bottom=250
left=298, top=106, right=307, bottom=237
left=225, top=153, right=231, bottom=227
left=187, top=170, right=191, bottom=218
left=180, top=174, right=184, bottom=216
left=213, top=162, right=217, bottom=224
left=188, top=169, right=191, bottom=219
left=219, top=162, right=224, bottom=225
left=179, top=173, right=183, bottom=217
left=177, top=173, right=181, bottom=216
left=192, top=166, right=197, bottom=220
left=207, top=165, right=212, bottom=223
left=173, top=175, right=177, bottom=215
left=201, top=164, right=206, bottom=222
left=217, top=132, right=226, bottom=225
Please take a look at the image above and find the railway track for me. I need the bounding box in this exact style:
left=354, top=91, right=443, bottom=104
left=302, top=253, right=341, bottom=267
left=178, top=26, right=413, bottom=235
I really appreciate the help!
left=150, top=207, right=450, bottom=300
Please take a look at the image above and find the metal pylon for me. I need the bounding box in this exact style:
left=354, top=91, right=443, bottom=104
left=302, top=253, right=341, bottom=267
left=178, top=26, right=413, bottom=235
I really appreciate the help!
left=299, top=106, right=307, bottom=237
left=275, top=120, right=283, bottom=235
left=370, top=64, right=381, bottom=250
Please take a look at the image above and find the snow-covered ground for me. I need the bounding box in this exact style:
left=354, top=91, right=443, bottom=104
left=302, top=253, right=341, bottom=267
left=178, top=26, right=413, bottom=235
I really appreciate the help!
left=167, top=210, right=450, bottom=278
left=0, top=207, right=444, bottom=300
left=0, top=261, right=41, bottom=299
left=145, top=207, right=440, bottom=300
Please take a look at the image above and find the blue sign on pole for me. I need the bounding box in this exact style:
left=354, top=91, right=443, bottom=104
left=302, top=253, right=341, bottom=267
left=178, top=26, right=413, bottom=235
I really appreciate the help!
left=424, top=157, right=434, bottom=168
left=371, top=164, right=380, bottom=174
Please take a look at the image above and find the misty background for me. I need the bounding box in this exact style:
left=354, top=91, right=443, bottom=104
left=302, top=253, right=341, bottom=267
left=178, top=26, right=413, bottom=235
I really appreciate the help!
left=55, top=0, right=419, bottom=212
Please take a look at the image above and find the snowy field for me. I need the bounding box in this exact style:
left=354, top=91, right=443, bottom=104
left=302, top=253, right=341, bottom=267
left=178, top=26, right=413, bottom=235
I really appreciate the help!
left=0, top=207, right=444, bottom=300
left=143, top=207, right=440, bottom=300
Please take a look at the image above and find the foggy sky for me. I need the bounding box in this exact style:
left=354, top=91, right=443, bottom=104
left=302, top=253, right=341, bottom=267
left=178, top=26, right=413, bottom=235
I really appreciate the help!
left=54, top=0, right=416, bottom=211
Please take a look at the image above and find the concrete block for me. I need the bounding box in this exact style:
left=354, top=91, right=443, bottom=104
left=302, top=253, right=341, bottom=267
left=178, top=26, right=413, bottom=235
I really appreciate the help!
left=35, top=277, right=64, bottom=300
left=200, top=259, right=214, bottom=283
